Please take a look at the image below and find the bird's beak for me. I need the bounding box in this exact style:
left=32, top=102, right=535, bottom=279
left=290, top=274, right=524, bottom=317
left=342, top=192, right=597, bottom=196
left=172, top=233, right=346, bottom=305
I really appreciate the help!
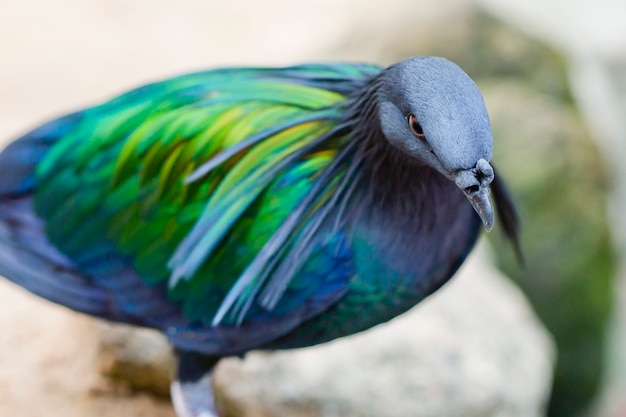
left=453, top=158, right=495, bottom=232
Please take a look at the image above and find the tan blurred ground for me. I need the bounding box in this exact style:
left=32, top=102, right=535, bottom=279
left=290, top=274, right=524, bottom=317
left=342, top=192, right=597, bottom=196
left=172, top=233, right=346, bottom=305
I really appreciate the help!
left=0, top=0, right=468, bottom=139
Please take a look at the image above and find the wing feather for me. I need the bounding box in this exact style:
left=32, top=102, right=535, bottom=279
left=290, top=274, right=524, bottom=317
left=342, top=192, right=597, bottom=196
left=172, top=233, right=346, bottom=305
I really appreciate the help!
left=20, top=62, right=380, bottom=334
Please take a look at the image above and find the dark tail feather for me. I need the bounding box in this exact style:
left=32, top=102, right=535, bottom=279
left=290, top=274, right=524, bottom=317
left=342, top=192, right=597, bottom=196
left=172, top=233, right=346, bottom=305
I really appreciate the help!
left=491, top=169, right=524, bottom=266
left=0, top=112, right=111, bottom=317
left=0, top=196, right=111, bottom=316
left=0, top=112, right=82, bottom=195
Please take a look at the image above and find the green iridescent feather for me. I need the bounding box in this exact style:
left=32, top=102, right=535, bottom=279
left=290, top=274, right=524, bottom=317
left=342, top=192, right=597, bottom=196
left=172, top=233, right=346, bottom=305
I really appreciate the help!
left=33, top=63, right=380, bottom=326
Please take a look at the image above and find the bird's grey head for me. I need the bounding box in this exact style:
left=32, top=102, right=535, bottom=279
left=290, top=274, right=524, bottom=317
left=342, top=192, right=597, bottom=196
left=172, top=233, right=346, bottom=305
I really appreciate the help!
left=377, top=56, right=495, bottom=231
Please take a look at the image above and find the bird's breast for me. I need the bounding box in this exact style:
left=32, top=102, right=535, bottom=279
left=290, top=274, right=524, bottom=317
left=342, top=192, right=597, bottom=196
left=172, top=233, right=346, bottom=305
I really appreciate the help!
left=350, top=180, right=479, bottom=297
left=267, top=179, right=481, bottom=349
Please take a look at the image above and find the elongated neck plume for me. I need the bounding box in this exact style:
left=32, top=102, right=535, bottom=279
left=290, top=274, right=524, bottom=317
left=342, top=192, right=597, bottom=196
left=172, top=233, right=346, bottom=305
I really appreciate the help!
left=345, top=74, right=441, bottom=212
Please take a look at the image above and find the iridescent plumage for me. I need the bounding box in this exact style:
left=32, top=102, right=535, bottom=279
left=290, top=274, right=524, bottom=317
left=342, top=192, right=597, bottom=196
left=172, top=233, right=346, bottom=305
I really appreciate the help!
left=0, top=57, right=520, bottom=417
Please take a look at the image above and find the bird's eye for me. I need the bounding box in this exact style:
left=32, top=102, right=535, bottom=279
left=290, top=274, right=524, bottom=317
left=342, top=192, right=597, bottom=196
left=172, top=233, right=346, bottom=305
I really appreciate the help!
left=408, top=114, right=426, bottom=140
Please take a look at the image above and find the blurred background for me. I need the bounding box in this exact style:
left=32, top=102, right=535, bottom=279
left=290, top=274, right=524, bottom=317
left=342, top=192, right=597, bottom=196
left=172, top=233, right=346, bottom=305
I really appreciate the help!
left=0, top=0, right=625, bottom=416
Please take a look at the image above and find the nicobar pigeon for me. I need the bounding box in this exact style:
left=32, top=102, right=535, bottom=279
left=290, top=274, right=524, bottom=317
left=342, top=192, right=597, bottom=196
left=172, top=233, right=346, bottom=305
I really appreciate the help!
left=0, top=56, right=520, bottom=417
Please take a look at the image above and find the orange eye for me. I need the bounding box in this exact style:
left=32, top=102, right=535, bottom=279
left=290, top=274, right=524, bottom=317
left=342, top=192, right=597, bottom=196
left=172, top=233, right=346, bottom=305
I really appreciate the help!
left=408, top=114, right=426, bottom=140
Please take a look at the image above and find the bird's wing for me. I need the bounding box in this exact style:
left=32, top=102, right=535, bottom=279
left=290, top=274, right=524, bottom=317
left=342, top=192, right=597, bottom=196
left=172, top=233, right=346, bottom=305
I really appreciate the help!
left=0, top=63, right=380, bottom=347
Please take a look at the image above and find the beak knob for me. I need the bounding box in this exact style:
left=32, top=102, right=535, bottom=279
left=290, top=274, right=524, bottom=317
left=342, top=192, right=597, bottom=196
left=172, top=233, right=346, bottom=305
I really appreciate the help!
left=454, top=159, right=495, bottom=231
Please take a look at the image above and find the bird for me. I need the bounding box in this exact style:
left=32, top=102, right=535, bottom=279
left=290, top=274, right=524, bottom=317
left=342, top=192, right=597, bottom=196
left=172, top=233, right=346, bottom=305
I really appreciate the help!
left=0, top=56, right=519, bottom=417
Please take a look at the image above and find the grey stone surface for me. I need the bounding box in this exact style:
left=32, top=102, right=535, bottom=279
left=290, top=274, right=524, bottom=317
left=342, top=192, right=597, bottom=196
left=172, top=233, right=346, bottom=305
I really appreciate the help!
left=98, top=324, right=176, bottom=397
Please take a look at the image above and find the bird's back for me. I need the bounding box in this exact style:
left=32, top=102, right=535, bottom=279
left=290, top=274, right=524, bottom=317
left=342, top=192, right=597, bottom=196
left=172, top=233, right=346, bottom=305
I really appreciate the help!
left=0, top=63, right=395, bottom=353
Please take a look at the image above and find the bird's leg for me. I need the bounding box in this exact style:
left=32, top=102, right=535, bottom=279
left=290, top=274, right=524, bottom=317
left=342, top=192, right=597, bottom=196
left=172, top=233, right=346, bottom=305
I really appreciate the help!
left=171, top=351, right=222, bottom=417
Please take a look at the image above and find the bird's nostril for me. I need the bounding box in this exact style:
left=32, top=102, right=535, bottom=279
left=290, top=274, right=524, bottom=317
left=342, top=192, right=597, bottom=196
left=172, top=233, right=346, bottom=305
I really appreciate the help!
left=475, top=159, right=495, bottom=184
left=465, top=185, right=480, bottom=195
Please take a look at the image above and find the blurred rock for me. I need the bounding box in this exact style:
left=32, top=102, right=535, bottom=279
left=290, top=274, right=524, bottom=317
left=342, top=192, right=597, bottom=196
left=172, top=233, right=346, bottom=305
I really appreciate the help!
left=0, top=280, right=175, bottom=417
left=98, top=325, right=176, bottom=397
left=211, top=251, right=554, bottom=417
